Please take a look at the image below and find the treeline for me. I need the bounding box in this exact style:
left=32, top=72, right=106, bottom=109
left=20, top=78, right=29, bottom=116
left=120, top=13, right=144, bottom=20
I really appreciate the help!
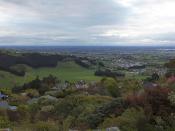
left=95, top=69, right=125, bottom=78
left=75, top=57, right=97, bottom=68
left=0, top=52, right=96, bottom=76
left=12, top=75, right=59, bottom=95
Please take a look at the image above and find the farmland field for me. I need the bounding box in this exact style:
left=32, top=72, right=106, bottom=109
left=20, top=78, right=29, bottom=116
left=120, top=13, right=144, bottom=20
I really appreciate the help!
left=0, top=61, right=100, bottom=88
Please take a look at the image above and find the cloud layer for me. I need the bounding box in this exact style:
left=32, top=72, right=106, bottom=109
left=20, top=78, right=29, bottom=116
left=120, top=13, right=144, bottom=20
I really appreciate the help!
left=0, top=0, right=175, bottom=45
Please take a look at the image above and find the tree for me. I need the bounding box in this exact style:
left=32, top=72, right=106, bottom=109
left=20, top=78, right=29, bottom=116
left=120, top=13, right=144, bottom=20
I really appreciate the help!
left=100, top=108, right=146, bottom=131
left=152, top=73, right=160, bottom=81
left=25, top=89, right=39, bottom=98
left=87, top=98, right=125, bottom=128
left=101, top=78, right=120, bottom=97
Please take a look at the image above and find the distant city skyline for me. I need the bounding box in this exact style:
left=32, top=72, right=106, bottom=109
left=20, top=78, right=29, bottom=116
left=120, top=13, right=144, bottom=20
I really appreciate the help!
left=0, top=0, right=175, bottom=46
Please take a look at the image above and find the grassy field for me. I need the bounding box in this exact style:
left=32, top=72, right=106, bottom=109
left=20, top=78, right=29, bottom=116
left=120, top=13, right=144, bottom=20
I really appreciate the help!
left=0, top=61, right=101, bottom=88
left=124, top=71, right=149, bottom=80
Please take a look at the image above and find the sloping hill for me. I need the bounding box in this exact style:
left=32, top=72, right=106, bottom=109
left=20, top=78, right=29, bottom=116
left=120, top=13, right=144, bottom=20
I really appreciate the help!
left=0, top=61, right=100, bottom=88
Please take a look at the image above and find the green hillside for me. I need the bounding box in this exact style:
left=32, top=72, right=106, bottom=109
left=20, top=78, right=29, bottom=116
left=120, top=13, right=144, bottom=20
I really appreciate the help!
left=0, top=61, right=100, bottom=88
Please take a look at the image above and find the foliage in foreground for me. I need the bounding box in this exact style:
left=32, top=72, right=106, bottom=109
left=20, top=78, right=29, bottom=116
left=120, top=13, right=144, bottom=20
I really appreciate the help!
left=0, top=63, right=175, bottom=130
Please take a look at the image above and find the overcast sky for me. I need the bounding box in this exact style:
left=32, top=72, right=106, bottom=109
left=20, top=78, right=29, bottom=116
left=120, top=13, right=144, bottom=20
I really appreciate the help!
left=0, top=0, right=175, bottom=46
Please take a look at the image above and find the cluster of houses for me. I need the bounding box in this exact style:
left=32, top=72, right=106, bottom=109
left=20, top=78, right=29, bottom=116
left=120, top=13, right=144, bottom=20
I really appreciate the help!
left=0, top=92, right=8, bottom=100
left=0, top=92, right=17, bottom=111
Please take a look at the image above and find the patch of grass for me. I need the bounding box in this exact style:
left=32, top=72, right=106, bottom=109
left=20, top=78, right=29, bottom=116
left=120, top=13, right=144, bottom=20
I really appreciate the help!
left=124, top=71, right=148, bottom=80
left=0, top=61, right=101, bottom=88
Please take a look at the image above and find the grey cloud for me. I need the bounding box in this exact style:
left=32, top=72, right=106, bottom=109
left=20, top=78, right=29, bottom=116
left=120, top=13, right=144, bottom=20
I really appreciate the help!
left=0, top=0, right=174, bottom=45
left=147, top=33, right=175, bottom=43
left=0, top=0, right=132, bottom=45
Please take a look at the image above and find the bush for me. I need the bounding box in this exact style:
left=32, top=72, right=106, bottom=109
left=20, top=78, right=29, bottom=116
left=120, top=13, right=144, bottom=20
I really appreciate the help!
left=25, top=89, right=39, bottom=98
left=33, top=121, right=58, bottom=131
left=101, top=78, right=120, bottom=97
left=168, top=92, right=175, bottom=106
left=0, top=116, right=11, bottom=128
left=9, top=94, right=29, bottom=105
left=100, top=108, right=146, bottom=131
left=17, top=105, right=30, bottom=121
left=87, top=98, right=126, bottom=128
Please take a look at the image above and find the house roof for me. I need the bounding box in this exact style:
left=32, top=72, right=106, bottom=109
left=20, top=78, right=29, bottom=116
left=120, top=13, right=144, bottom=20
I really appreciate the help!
left=0, top=92, right=7, bottom=98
